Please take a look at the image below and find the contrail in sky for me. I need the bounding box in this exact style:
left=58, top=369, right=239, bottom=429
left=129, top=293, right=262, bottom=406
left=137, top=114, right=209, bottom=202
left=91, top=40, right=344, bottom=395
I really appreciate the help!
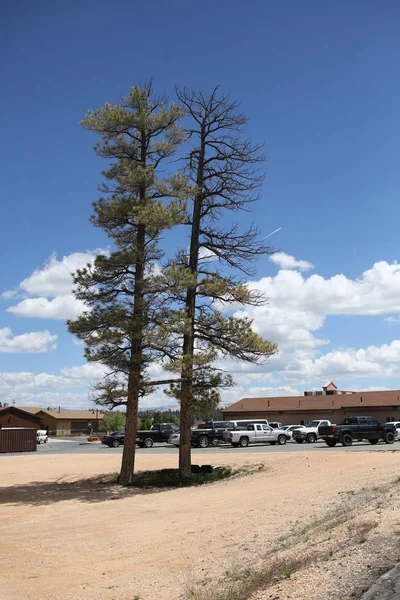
left=263, top=227, right=282, bottom=239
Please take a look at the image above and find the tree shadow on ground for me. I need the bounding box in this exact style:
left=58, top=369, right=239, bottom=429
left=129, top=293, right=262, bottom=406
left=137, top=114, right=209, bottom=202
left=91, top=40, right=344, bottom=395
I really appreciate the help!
left=0, top=474, right=169, bottom=507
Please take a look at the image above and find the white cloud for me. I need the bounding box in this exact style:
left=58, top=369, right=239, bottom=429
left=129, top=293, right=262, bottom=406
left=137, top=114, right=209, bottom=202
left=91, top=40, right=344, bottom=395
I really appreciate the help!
left=0, top=363, right=105, bottom=396
left=60, top=363, right=108, bottom=384
left=0, top=290, right=18, bottom=300
left=4, top=249, right=107, bottom=320
left=0, top=363, right=175, bottom=410
left=267, top=340, right=400, bottom=383
left=16, top=392, right=94, bottom=411
left=385, top=317, right=400, bottom=324
left=7, top=296, right=87, bottom=320
left=17, top=250, right=106, bottom=297
left=350, top=385, right=391, bottom=392
left=0, top=328, right=57, bottom=353
left=245, top=384, right=301, bottom=397
left=0, top=363, right=108, bottom=409
left=270, top=252, right=314, bottom=271
left=198, top=247, right=218, bottom=262
left=237, top=260, right=400, bottom=351
left=219, top=259, right=400, bottom=389
left=258, top=261, right=400, bottom=317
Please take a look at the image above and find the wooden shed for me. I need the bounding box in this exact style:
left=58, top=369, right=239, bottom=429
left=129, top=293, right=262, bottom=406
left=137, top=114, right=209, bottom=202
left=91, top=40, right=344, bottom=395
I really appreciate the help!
left=0, top=428, right=37, bottom=453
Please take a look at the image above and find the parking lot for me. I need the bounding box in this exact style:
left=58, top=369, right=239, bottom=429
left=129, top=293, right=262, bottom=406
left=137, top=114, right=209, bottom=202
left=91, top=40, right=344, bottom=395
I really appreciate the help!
left=33, top=436, right=400, bottom=455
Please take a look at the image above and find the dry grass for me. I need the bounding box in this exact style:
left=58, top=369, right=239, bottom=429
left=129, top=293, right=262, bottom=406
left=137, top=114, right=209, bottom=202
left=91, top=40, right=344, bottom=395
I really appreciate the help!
left=183, top=485, right=389, bottom=600
left=347, top=520, right=378, bottom=544
left=184, top=548, right=337, bottom=600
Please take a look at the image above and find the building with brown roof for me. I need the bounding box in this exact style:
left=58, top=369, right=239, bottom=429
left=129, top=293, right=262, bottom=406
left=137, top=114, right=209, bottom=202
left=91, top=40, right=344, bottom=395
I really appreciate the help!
left=222, top=383, right=400, bottom=425
left=15, top=407, right=104, bottom=436
left=0, top=406, right=45, bottom=430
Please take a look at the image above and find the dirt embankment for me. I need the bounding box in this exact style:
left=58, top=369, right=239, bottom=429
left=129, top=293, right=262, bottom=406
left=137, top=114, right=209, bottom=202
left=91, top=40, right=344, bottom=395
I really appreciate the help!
left=0, top=451, right=399, bottom=600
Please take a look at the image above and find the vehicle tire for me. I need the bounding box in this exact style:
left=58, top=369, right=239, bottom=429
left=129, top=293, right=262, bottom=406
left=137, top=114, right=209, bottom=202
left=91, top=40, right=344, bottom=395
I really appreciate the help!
left=210, top=438, right=219, bottom=447
left=278, top=435, right=287, bottom=445
left=112, top=439, right=120, bottom=448
left=295, top=439, right=304, bottom=444
left=198, top=435, right=210, bottom=449
left=307, top=433, right=317, bottom=444
left=326, top=439, right=337, bottom=447
left=385, top=431, right=395, bottom=444
left=144, top=438, right=154, bottom=448
left=342, top=433, right=353, bottom=447
left=369, top=439, right=379, bottom=445
left=239, top=437, right=249, bottom=448
left=269, top=442, right=276, bottom=445
left=231, top=443, right=239, bottom=448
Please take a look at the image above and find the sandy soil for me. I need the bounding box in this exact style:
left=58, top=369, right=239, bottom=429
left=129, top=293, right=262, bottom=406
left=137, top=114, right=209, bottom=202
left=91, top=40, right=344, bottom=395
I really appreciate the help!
left=0, top=450, right=400, bottom=600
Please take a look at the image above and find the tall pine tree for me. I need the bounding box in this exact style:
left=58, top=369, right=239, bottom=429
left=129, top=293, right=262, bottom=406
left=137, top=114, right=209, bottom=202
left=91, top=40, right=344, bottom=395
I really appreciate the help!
left=68, top=82, right=189, bottom=485
left=166, top=87, right=278, bottom=476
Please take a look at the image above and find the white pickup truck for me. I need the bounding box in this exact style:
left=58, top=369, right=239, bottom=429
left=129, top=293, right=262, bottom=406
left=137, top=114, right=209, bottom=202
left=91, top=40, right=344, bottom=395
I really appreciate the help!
left=291, top=420, right=332, bottom=444
left=228, top=423, right=288, bottom=448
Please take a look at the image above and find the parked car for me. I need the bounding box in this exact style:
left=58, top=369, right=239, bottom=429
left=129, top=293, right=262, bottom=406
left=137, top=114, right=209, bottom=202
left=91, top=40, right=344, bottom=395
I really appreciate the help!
left=279, top=425, right=303, bottom=440
left=391, top=421, right=400, bottom=439
left=191, top=421, right=234, bottom=448
left=228, top=423, right=288, bottom=447
left=221, top=419, right=269, bottom=442
left=36, top=430, right=48, bottom=444
left=319, top=416, right=397, bottom=447
left=151, top=422, right=179, bottom=432
left=292, top=420, right=333, bottom=444
left=136, top=423, right=179, bottom=448
left=168, top=432, right=181, bottom=446
left=269, top=421, right=283, bottom=429
left=102, top=430, right=125, bottom=447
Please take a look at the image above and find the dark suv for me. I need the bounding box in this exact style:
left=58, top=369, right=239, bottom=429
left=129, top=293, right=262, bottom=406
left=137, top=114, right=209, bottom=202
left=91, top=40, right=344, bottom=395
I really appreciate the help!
left=102, top=431, right=125, bottom=448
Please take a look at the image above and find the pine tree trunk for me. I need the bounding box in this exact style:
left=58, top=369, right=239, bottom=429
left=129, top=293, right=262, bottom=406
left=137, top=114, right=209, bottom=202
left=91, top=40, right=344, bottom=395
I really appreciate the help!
left=179, top=129, right=205, bottom=478
left=179, top=290, right=196, bottom=476
left=119, top=373, right=139, bottom=485
left=179, top=283, right=196, bottom=477
left=178, top=375, right=192, bottom=477
left=119, top=218, right=146, bottom=485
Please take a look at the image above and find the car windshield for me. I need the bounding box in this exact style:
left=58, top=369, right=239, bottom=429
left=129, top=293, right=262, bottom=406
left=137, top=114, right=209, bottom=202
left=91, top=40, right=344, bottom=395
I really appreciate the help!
left=280, top=426, right=289, bottom=430
left=306, top=421, right=319, bottom=428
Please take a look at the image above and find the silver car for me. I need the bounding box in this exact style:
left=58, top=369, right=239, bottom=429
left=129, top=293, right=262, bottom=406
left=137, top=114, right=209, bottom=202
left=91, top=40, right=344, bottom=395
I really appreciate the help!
left=168, top=432, right=180, bottom=446
left=392, top=421, right=400, bottom=439
left=279, top=425, right=303, bottom=440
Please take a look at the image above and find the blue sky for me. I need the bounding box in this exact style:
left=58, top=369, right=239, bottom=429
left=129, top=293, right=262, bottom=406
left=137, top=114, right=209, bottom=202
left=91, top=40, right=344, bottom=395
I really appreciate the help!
left=1, top=0, right=400, bottom=408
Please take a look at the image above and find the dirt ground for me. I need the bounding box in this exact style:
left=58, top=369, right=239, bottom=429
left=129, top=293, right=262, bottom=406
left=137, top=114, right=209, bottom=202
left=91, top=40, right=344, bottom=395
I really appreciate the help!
left=1, top=450, right=400, bottom=600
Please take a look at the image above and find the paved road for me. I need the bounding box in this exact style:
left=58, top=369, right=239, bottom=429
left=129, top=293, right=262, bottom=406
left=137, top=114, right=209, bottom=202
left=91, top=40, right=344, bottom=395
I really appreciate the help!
left=25, top=437, right=400, bottom=455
